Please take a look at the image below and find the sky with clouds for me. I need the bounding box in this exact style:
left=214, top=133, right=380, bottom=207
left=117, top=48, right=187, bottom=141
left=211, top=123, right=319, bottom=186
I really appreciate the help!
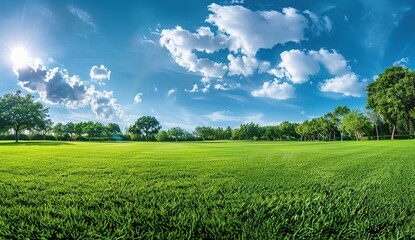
left=0, top=0, right=414, bottom=131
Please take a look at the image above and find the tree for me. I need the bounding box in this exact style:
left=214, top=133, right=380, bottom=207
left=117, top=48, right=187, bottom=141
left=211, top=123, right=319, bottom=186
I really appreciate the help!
left=35, top=119, right=53, bottom=141
left=53, top=123, right=63, bottom=141
left=64, top=122, right=75, bottom=141
left=0, top=91, right=49, bottom=142
left=105, top=123, right=121, bottom=141
left=156, top=130, right=169, bottom=142
left=194, top=126, right=215, bottom=140
left=366, top=109, right=383, bottom=141
left=131, top=116, right=161, bottom=142
left=94, top=123, right=105, bottom=141
left=341, top=110, right=371, bottom=141
left=239, top=122, right=259, bottom=140
left=278, top=121, right=298, bottom=140
left=333, top=106, right=350, bottom=141
left=169, top=127, right=184, bottom=142
left=83, top=121, right=96, bottom=141
left=224, top=126, right=232, bottom=139
left=366, top=66, right=414, bottom=140
left=74, top=122, right=84, bottom=141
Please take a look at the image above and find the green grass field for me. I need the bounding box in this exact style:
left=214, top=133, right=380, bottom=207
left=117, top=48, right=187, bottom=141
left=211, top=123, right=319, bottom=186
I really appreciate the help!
left=0, top=140, right=414, bottom=239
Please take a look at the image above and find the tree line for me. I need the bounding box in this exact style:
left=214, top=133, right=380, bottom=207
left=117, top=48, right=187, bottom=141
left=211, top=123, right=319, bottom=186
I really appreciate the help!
left=1, top=66, right=415, bottom=142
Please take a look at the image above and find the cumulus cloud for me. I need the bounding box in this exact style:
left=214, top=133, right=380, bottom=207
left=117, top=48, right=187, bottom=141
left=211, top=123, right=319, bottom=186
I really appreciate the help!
left=277, top=50, right=321, bottom=84
left=267, top=48, right=365, bottom=97
left=227, top=54, right=261, bottom=77
left=160, top=26, right=228, bottom=78
left=251, top=80, right=295, bottom=100
left=13, top=58, right=123, bottom=120
left=309, top=48, right=350, bottom=76
left=320, top=73, right=366, bottom=97
left=160, top=4, right=332, bottom=91
left=134, top=93, right=143, bottom=103
left=270, top=48, right=351, bottom=83
left=90, top=65, right=111, bottom=84
left=206, top=4, right=310, bottom=56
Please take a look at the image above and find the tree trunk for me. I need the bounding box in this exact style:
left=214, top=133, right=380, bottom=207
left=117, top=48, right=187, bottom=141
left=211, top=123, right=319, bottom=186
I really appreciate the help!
left=14, top=128, right=19, bottom=143
left=375, top=124, right=379, bottom=141
left=391, top=124, right=396, bottom=140
left=333, top=131, right=336, bottom=141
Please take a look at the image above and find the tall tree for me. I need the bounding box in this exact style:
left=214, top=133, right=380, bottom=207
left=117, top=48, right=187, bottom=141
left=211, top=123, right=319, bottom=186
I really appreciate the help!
left=53, top=123, right=63, bottom=141
left=169, top=127, right=184, bottom=142
left=366, top=66, right=412, bottom=140
left=341, top=110, right=371, bottom=141
left=366, top=109, right=383, bottom=141
left=224, top=126, right=232, bottom=140
left=131, top=116, right=161, bottom=142
left=83, top=121, right=96, bottom=141
left=74, top=122, right=84, bottom=141
left=333, top=106, right=350, bottom=141
left=94, top=122, right=105, bottom=141
left=64, top=122, right=75, bottom=141
left=0, top=91, right=49, bottom=142
left=35, top=119, right=53, bottom=141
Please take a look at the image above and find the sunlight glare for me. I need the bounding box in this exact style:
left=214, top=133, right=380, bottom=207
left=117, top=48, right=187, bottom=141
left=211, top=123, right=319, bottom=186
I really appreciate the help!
left=11, top=47, right=29, bottom=64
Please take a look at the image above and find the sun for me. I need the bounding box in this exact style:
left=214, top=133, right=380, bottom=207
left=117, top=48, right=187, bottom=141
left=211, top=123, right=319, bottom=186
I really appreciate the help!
left=10, top=47, right=29, bottom=65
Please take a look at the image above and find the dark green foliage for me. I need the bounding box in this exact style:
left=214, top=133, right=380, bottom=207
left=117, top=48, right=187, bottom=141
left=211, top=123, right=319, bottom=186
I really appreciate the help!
left=366, top=66, right=415, bottom=139
left=129, top=116, right=161, bottom=142
left=0, top=91, right=49, bottom=142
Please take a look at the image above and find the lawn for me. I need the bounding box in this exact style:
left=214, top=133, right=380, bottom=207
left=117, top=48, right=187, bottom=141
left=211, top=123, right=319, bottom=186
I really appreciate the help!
left=0, top=140, right=414, bottom=239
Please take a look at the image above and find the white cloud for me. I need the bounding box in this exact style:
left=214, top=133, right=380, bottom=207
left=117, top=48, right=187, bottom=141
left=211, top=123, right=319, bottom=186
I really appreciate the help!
left=319, top=73, right=366, bottom=97
left=227, top=54, right=260, bottom=77
left=277, top=49, right=320, bottom=84
left=68, top=5, right=97, bottom=31
left=185, top=84, right=199, bottom=93
left=86, top=86, right=124, bottom=119
left=206, top=4, right=310, bottom=56
left=270, top=48, right=351, bottom=84
left=251, top=81, right=295, bottom=100
left=393, top=57, right=409, bottom=67
left=160, top=26, right=228, bottom=78
left=160, top=4, right=332, bottom=92
left=90, top=65, right=111, bottom=84
left=167, top=88, right=177, bottom=97
left=13, top=57, right=123, bottom=120
left=309, top=48, right=350, bottom=75
left=134, top=93, right=143, bottom=103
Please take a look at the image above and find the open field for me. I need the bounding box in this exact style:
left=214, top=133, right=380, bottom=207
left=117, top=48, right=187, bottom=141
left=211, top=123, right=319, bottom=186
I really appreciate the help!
left=0, top=140, right=414, bottom=239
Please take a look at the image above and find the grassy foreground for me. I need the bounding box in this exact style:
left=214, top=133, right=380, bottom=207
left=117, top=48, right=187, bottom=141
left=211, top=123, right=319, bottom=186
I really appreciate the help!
left=0, top=140, right=414, bottom=239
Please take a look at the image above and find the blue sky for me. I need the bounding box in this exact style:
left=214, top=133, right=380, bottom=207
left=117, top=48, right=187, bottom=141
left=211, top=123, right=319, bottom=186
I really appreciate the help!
left=0, top=0, right=414, bottom=131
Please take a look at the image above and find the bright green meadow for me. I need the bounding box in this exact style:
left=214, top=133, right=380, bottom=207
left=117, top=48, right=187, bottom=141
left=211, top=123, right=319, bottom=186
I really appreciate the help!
left=0, top=140, right=414, bottom=239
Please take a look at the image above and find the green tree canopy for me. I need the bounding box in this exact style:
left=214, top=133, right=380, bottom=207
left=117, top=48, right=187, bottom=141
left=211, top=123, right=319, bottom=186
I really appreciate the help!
left=341, top=110, right=371, bottom=141
left=366, top=66, right=415, bottom=139
left=0, top=91, right=49, bottom=142
left=130, top=116, right=161, bottom=142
